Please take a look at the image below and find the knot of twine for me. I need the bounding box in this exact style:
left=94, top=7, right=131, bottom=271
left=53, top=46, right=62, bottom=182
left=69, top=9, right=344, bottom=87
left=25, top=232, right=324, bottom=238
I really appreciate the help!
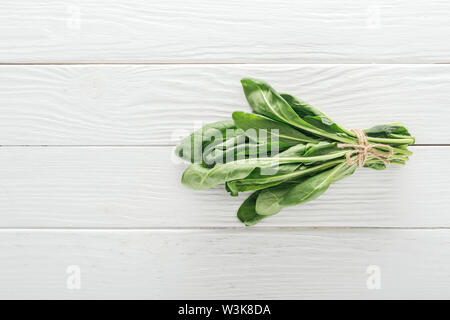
left=337, top=129, right=394, bottom=168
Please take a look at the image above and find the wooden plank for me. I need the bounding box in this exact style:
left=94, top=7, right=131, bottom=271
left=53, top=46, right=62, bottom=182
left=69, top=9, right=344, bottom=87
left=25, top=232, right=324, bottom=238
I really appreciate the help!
left=0, top=0, right=449, bottom=63
left=0, top=64, right=448, bottom=145
left=0, top=146, right=447, bottom=228
left=1, top=228, right=449, bottom=299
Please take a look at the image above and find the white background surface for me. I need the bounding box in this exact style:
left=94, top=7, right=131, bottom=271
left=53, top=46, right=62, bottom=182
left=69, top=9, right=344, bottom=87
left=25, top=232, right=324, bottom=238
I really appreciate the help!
left=0, top=0, right=449, bottom=299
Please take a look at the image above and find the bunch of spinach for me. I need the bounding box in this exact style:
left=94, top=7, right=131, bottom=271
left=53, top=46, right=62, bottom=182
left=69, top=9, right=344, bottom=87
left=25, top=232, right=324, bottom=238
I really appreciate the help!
left=176, top=78, right=414, bottom=225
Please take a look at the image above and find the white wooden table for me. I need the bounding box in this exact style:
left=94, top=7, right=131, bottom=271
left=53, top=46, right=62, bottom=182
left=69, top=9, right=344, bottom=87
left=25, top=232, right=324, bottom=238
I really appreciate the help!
left=0, top=0, right=449, bottom=299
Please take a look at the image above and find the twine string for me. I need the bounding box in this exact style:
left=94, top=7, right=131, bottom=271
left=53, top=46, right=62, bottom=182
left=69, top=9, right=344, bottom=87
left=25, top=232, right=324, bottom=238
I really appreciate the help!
left=337, top=129, right=394, bottom=168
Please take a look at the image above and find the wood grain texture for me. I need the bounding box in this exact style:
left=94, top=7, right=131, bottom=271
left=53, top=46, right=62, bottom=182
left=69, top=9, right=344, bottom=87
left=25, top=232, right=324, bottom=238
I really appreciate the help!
left=0, top=0, right=449, bottom=63
left=0, top=146, right=447, bottom=228
left=0, top=64, right=449, bottom=145
left=1, top=0, right=449, bottom=300
left=1, top=228, right=449, bottom=299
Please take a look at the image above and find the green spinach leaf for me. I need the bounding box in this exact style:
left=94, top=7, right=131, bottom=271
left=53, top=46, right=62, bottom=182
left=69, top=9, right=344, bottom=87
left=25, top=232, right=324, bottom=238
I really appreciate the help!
left=255, top=163, right=353, bottom=216
left=232, top=111, right=318, bottom=144
left=175, top=120, right=238, bottom=164
left=237, top=191, right=267, bottom=226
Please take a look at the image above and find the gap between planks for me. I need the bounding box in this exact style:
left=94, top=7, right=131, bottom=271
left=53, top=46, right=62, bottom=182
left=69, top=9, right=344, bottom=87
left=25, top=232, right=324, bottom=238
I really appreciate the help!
left=0, top=144, right=448, bottom=147
left=1, top=62, right=450, bottom=66
left=0, top=226, right=450, bottom=232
